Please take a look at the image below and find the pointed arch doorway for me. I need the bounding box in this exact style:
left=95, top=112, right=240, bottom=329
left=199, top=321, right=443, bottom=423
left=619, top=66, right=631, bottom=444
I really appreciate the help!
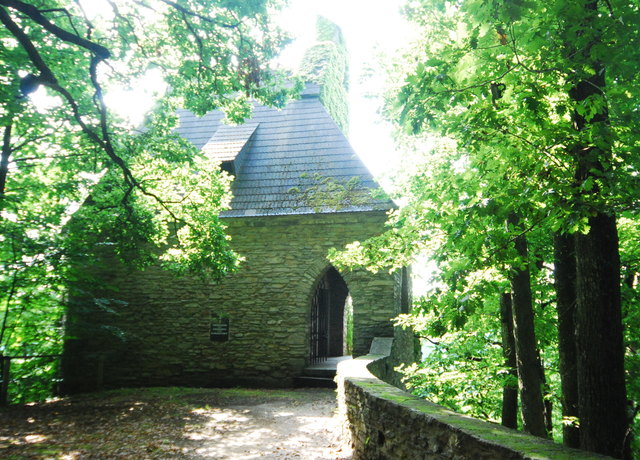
left=309, top=267, right=351, bottom=363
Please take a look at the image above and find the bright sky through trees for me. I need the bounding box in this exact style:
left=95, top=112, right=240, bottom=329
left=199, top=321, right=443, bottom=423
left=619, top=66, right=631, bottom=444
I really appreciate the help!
left=276, top=0, right=416, bottom=180
left=78, top=0, right=416, bottom=183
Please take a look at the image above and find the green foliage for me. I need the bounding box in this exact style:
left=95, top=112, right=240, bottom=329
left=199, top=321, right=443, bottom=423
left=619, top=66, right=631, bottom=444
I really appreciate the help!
left=619, top=217, right=640, bottom=452
left=401, top=297, right=507, bottom=421
left=333, top=0, right=640, bottom=449
left=0, top=0, right=294, bottom=403
left=6, top=356, right=60, bottom=404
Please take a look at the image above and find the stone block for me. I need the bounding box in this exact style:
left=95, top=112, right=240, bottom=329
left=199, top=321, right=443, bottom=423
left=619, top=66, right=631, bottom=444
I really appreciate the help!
left=369, top=337, right=393, bottom=356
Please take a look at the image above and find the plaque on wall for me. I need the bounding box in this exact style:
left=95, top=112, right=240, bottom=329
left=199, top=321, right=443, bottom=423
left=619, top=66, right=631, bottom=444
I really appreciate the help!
left=210, top=315, right=230, bottom=342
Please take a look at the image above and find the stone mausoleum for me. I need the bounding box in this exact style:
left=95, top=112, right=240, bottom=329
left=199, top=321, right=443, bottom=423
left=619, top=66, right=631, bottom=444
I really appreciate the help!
left=63, top=20, right=408, bottom=392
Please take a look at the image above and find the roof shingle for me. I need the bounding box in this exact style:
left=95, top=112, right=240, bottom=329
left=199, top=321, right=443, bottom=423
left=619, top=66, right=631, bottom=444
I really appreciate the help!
left=174, top=83, right=394, bottom=217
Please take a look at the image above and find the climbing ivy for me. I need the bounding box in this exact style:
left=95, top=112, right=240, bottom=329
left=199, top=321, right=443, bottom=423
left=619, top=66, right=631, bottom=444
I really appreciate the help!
left=299, top=17, right=349, bottom=132
left=288, top=173, right=371, bottom=212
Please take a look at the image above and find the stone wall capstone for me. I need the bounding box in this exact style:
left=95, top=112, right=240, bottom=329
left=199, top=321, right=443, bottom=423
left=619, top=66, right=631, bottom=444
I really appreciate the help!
left=337, top=356, right=615, bottom=460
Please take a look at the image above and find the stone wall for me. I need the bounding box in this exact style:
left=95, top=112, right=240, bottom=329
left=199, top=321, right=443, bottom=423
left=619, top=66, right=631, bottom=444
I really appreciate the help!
left=63, top=211, right=398, bottom=392
left=337, top=356, right=614, bottom=460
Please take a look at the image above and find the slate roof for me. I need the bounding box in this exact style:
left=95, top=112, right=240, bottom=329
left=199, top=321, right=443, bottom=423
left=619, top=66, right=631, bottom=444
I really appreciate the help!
left=174, top=83, right=394, bottom=217
left=201, top=122, right=259, bottom=163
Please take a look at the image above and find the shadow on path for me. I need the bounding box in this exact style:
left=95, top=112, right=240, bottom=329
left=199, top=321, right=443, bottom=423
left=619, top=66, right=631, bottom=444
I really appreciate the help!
left=0, top=387, right=352, bottom=459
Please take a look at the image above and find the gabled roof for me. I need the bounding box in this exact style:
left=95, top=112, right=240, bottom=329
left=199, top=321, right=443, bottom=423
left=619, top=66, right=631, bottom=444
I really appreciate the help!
left=174, top=83, right=394, bottom=217
left=200, top=122, right=259, bottom=176
left=201, top=122, right=259, bottom=163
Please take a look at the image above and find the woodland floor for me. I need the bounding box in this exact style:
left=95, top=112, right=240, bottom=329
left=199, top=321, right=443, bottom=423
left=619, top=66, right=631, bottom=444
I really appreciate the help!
left=0, top=387, right=352, bottom=460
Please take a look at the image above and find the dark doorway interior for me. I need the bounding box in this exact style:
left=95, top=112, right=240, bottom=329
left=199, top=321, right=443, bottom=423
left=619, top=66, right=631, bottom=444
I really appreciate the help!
left=310, top=267, right=349, bottom=363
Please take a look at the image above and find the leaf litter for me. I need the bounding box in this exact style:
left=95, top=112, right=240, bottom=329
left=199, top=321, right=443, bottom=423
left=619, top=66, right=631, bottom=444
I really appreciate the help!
left=0, top=387, right=352, bottom=459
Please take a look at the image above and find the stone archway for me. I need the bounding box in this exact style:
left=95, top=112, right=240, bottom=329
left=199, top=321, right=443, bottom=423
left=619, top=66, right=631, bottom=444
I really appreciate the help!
left=309, top=266, right=349, bottom=363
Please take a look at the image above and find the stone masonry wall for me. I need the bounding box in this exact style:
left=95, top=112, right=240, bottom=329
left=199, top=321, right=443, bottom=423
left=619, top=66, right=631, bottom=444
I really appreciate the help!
left=337, top=356, right=614, bottom=460
left=63, top=211, right=397, bottom=392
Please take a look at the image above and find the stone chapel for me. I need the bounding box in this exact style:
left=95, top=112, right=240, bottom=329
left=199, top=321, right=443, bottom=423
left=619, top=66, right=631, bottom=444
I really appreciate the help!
left=62, top=19, right=408, bottom=392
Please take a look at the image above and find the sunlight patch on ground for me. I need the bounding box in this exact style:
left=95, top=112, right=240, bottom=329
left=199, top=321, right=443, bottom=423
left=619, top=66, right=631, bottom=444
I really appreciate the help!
left=0, top=388, right=350, bottom=459
left=24, top=434, right=47, bottom=444
left=182, top=403, right=347, bottom=459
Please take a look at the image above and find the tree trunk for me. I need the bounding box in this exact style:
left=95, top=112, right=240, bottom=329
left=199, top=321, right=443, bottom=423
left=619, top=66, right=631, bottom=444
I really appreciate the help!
left=0, top=119, right=14, bottom=348
left=0, top=121, right=12, bottom=205
left=538, top=350, right=553, bottom=435
left=553, top=233, right=580, bottom=448
left=566, top=3, right=629, bottom=454
left=500, top=292, right=518, bottom=429
left=507, top=213, right=548, bottom=438
left=575, top=215, right=629, bottom=458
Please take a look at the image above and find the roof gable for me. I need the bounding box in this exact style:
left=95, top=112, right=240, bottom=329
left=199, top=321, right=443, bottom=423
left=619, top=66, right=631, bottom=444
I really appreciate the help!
left=201, top=122, right=259, bottom=175
left=175, top=84, right=394, bottom=217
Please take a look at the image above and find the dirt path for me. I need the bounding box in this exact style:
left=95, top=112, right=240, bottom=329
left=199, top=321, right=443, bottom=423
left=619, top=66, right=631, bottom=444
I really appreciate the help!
left=0, top=387, right=352, bottom=459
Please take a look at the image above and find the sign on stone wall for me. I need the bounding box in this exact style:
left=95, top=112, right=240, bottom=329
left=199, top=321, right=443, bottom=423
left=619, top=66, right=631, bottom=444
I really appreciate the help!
left=210, top=314, right=230, bottom=342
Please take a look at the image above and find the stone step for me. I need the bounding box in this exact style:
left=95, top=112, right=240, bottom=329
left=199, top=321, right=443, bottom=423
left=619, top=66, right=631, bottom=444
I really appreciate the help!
left=301, top=367, right=336, bottom=378
left=292, top=375, right=336, bottom=389
left=293, top=356, right=349, bottom=389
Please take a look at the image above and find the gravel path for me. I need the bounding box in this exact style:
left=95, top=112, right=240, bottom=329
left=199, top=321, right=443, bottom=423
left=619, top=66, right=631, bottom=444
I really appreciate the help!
left=0, top=387, right=352, bottom=459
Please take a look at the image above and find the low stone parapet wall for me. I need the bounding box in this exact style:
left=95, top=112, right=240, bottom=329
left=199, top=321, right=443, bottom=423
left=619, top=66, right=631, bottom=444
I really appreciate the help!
left=336, top=355, right=612, bottom=460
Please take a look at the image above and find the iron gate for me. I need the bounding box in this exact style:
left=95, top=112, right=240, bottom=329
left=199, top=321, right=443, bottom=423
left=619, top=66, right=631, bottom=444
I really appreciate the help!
left=310, top=278, right=329, bottom=364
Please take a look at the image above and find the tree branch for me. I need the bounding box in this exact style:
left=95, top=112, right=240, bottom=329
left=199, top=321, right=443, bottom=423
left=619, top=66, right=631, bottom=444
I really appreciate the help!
left=105, top=0, right=147, bottom=58
left=154, top=0, right=240, bottom=28
left=10, top=132, right=53, bottom=155
left=11, top=153, right=87, bottom=163
left=0, top=0, right=109, bottom=58
left=71, top=0, right=95, bottom=41
left=0, top=6, right=57, bottom=84
left=38, top=7, right=81, bottom=38
left=0, top=3, right=196, bottom=233
left=508, top=24, right=563, bottom=75
left=0, top=239, right=20, bottom=347
left=0, top=7, right=132, bottom=183
left=0, top=116, right=13, bottom=205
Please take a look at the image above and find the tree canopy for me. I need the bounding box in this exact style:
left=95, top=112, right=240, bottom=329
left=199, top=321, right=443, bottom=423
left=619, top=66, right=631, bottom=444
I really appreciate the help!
left=332, top=0, right=640, bottom=457
left=0, top=0, right=297, bottom=402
